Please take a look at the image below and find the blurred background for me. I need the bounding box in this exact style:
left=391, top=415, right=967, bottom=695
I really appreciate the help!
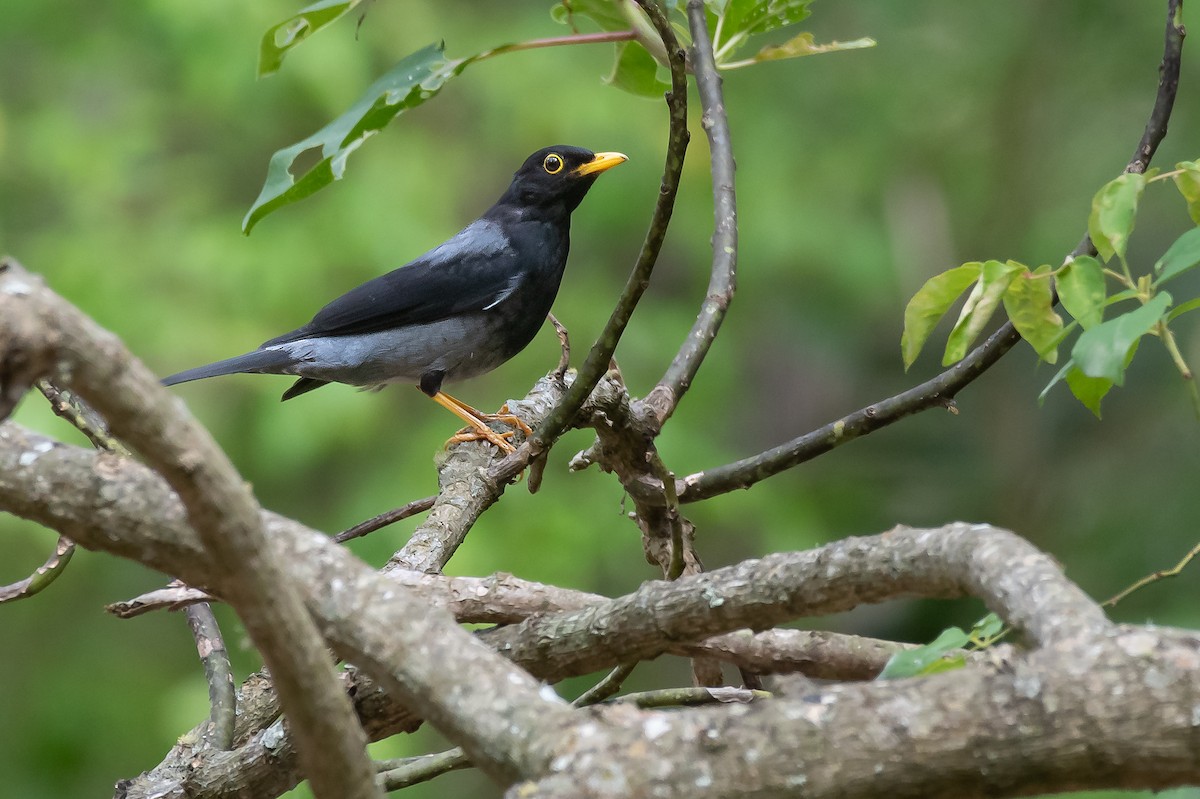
left=2, top=2, right=1198, bottom=797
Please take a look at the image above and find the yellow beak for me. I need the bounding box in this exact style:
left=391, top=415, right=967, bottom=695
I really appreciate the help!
left=573, top=152, right=629, bottom=177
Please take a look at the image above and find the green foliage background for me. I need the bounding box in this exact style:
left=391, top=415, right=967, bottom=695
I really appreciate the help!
left=1, top=2, right=1198, bottom=797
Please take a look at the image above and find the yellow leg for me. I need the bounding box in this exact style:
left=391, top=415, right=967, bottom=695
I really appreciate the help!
left=430, top=392, right=529, bottom=454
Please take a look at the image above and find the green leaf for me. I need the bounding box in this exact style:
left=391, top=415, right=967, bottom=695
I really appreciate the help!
left=1065, top=364, right=1114, bottom=418
left=1104, top=287, right=1140, bottom=307
left=551, top=0, right=630, bottom=31
left=723, top=0, right=812, bottom=39
left=1003, top=264, right=1063, bottom=363
left=1167, top=296, right=1200, bottom=323
left=878, top=627, right=969, bottom=680
left=1055, top=255, right=1106, bottom=330
left=1171, top=160, right=1200, bottom=225
left=943, top=259, right=1024, bottom=365
left=1039, top=358, right=1075, bottom=405
left=1154, top=226, right=1200, bottom=285
left=259, top=0, right=364, bottom=78
left=1072, top=292, right=1171, bottom=385
left=604, top=41, right=669, bottom=97
left=1088, top=171, right=1155, bottom=262
left=244, top=43, right=475, bottom=233
left=968, top=613, right=1005, bottom=646
left=1040, top=352, right=1133, bottom=417
left=722, top=32, right=876, bottom=69
left=900, top=263, right=982, bottom=370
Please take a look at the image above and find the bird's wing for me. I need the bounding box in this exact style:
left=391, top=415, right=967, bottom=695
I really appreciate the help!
left=264, top=221, right=524, bottom=345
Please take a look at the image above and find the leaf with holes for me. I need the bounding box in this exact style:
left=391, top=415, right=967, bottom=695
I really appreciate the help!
left=722, top=0, right=812, bottom=40
left=259, top=0, right=365, bottom=77
left=969, top=613, right=1005, bottom=646
left=900, top=263, right=982, bottom=370
left=551, top=0, right=630, bottom=31
left=245, top=43, right=477, bottom=233
left=722, top=31, right=875, bottom=69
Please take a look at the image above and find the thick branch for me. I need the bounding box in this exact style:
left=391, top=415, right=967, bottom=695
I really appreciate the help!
left=0, top=426, right=1003, bottom=797
left=513, top=627, right=1200, bottom=798
left=0, top=259, right=382, bottom=799
left=0, top=423, right=574, bottom=787
left=483, top=523, right=1109, bottom=671
left=386, top=374, right=566, bottom=572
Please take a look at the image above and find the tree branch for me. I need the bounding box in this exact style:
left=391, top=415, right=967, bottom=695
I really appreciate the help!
left=0, top=533, right=74, bottom=603
left=334, top=495, right=435, bottom=543
left=0, top=424, right=1021, bottom=797
left=0, top=258, right=383, bottom=799
left=0, top=416, right=577, bottom=787
left=643, top=0, right=738, bottom=427
left=509, top=0, right=690, bottom=477
left=183, top=602, right=237, bottom=751
left=482, top=523, right=1109, bottom=672
left=675, top=0, right=1186, bottom=503
left=512, top=626, right=1200, bottom=798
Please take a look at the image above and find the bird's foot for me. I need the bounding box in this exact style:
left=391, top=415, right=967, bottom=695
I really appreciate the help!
left=432, top=392, right=531, bottom=455
left=445, top=426, right=517, bottom=454
left=485, top=404, right=533, bottom=437
left=444, top=406, right=530, bottom=455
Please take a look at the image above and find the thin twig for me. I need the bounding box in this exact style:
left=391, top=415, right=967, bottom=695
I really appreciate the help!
left=507, top=0, right=689, bottom=480
left=1104, top=539, right=1200, bottom=608
left=37, top=380, right=129, bottom=455
left=676, top=0, right=1186, bottom=503
left=0, top=535, right=75, bottom=603
left=572, top=662, right=639, bottom=706
left=643, top=0, right=738, bottom=428
left=376, top=748, right=470, bottom=792
left=475, top=30, right=638, bottom=61
left=335, top=496, right=436, bottom=543
left=184, top=602, right=236, bottom=751
left=603, top=686, right=769, bottom=708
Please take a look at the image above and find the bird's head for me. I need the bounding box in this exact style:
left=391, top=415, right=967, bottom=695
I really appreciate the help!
left=497, top=146, right=628, bottom=217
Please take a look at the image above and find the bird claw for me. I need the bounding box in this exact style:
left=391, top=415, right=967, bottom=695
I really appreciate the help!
left=444, top=405, right=531, bottom=455
left=445, top=426, right=517, bottom=454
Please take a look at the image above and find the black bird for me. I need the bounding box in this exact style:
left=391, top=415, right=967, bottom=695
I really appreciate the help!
left=162, top=145, right=627, bottom=452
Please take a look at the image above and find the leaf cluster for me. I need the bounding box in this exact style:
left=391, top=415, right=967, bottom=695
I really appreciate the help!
left=245, top=0, right=873, bottom=232
left=902, top=164, right=1200, bottom=417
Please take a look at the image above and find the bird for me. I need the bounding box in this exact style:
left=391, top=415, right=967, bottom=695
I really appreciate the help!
left=162, top=145, right=627, bottom=453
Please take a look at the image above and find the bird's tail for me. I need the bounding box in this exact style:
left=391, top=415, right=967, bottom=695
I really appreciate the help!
left=161, top=349, right=296, bottom=387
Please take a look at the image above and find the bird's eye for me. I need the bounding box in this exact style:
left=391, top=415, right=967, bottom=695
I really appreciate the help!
left=543, top=153, right=564, bottom=174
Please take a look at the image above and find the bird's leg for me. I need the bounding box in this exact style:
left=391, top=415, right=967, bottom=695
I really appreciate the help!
left=431, top=392, right=530, bottom=453
left=437, top=393, right=533, bottom=437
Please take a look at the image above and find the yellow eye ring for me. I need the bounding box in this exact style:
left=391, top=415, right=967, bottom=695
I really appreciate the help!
left=543, top=153, right=564, bottom=174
